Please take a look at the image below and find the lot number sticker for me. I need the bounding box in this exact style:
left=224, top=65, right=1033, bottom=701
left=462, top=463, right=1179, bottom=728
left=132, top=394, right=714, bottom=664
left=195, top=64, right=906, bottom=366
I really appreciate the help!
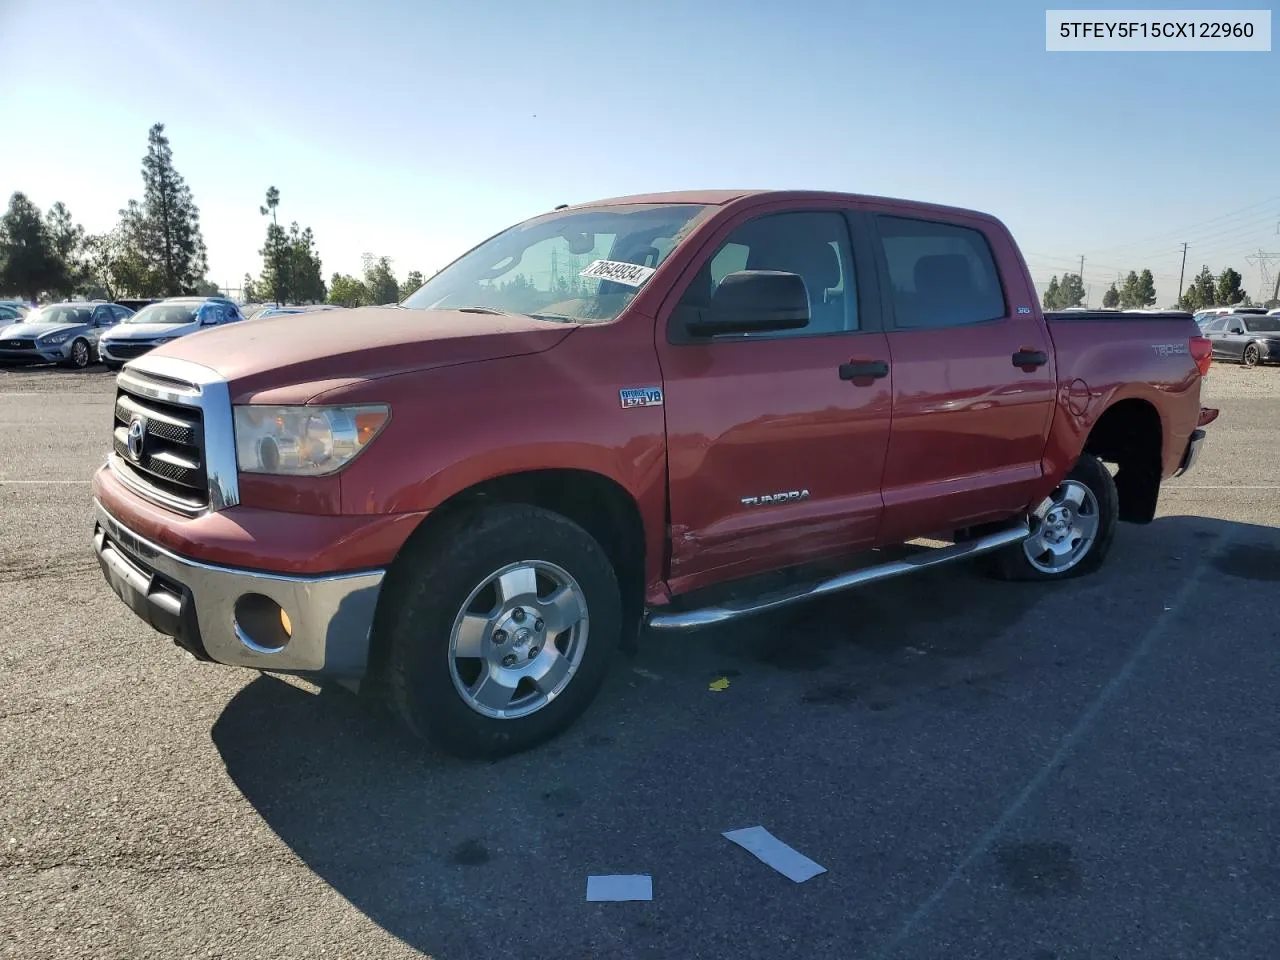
left=580, top=259, right=656, bottom=287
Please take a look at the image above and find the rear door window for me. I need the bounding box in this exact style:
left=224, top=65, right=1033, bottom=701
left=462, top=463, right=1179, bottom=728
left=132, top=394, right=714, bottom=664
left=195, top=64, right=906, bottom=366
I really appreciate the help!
left=876, top=216, right=1007, bottom=329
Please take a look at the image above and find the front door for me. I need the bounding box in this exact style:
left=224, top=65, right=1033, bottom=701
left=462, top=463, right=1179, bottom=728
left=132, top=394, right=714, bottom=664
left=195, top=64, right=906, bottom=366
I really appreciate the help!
left=656, top=205, right=893, bottom=595
left=868, top=210, right=1058, bottom=543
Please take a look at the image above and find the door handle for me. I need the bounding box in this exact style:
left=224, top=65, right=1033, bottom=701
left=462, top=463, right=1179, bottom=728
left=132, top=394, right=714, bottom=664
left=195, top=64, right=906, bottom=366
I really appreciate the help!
left=839, top=359, right=889, bottom=381
left=1012, top=349, right=1048, bottom=368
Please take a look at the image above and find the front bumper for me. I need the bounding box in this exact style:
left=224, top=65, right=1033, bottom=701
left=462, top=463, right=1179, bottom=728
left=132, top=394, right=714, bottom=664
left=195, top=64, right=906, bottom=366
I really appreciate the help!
left=100, top=340, right=158, bottom=363
left=0, top=341, right=67, bottom=363
left=92, top=499, right=386, bottom=677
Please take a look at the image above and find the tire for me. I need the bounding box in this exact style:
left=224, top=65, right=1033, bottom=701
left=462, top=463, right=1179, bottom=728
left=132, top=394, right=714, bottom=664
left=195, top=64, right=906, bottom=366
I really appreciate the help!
left=988, top=452, right=1118, bottom=582
left=1242, top=344, right=1260, bottom=368
left=382, top=503, right=621, bottom=759
left=69, top=338, right=91, bottom=369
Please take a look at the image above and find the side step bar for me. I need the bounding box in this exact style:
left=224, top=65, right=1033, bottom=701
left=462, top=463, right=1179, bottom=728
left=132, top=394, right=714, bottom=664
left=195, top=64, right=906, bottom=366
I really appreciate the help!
left=644, top=520, right=1030, bottom=632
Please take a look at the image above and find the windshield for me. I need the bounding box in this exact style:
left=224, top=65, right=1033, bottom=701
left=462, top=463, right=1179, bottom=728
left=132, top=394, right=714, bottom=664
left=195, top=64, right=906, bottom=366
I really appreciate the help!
left=24, top=305, right=92, bottom=325
left=124, top=303, right=200, bottom=324
left=401, top=203, right=712, bottom=323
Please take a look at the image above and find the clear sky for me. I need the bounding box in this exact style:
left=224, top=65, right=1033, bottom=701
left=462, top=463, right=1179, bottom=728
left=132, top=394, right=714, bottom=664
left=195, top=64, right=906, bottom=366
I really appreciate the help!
left=2, top=0, right=1277, bottom=306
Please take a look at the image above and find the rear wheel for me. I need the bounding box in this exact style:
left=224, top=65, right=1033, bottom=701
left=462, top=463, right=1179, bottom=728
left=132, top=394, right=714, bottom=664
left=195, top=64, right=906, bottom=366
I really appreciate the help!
left=1242, top=344, right=1261, bottom=368
left=382, top=503, right=621, bottom=759
left=988, top=453, right=1118, bottom=582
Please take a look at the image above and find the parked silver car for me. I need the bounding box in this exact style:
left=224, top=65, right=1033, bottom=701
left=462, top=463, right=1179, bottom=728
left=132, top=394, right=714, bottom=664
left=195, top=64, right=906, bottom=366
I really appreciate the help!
left=99, top=297, right=245, bottom=370
left=0, top=301, right=133, bottom=367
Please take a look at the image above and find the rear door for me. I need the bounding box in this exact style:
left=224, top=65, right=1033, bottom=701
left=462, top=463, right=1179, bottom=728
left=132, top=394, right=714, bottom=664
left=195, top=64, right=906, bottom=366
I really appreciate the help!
left=868, top=209, right=1057, bottom=543
left=655, top=202, right=893, bottom=594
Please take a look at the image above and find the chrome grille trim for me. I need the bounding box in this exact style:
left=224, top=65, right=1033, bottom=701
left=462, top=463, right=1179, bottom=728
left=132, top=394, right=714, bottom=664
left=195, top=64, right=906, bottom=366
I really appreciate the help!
left=109, top=356, right=240, bottom=515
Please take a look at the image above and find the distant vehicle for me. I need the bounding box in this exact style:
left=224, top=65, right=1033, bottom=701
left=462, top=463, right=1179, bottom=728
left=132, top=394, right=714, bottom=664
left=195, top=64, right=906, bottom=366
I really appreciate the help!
left=251, top=304, right=341, bottom=320
left=98, top=297, right=245, bottom=370
left=1201, top=314, right=1280, bottom=367
left=1268, top=307, right=1280, bottom=316
left=0, top=300, right=133, bottom=367
left=0, top=300, right=31, bottom=327
left=1193, top=305, right=1267, bottom=326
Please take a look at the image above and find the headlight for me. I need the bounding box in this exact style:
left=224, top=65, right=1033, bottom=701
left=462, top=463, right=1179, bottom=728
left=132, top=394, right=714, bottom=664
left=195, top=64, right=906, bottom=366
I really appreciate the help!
left=42, top=333, right=69, bottom=345
left=233, top=404, right=390, bottom=476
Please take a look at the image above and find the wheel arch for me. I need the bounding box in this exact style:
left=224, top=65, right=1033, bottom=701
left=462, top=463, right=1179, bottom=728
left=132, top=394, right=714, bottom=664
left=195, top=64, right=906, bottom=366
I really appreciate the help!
left=1081, top=396, right=1163, bottom=524
left=366, top=467, right=649, bottom=688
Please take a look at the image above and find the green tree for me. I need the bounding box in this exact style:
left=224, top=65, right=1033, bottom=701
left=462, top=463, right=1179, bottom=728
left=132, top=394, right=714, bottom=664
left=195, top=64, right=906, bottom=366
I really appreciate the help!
left=242, top=272, right=259, bottom=302
left=400, top=269, right=425, bottom=299
left=287, top=224, right=326, bottom=303
left=1118, top=271, right=1139, bottom=308
left=120, top=123, right=209, bottom=295
left=328, top=273, right=371, bottom=307
left=1058, top=272, right=1086, bottom=308
left=1215, top=267, right=1246, bottom=306
left=363, top=254, right=400, bottom=304
left=1133, top=269, right=1157, bottom=308
left=1043, top=276, right=1062, bottom=310
left=259, top=186, right=286, bottom=304
left=1192, top=265, right=1216, bottom=307
left=44, top=201, right=85, bottom=295
left=0, top=192, right=68, bottom=300
left=1102, top=283, right=1120, bottom=308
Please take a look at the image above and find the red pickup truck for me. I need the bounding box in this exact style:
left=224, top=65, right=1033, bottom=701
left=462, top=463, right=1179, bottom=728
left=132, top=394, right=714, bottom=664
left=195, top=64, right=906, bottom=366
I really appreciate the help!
left=92, top=189, right=1218, bottom=758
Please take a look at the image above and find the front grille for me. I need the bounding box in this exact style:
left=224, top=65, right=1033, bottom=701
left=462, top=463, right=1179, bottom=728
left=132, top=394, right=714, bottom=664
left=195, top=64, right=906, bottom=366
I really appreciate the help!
left=111, top=383, right=209, bottom=511
left=104, top=341, right=155, bottom=359
left=2, top=339, right=35, bottom=350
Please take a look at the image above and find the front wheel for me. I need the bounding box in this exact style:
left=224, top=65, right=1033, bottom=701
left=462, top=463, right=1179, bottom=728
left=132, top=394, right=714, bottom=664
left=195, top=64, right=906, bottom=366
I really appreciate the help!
left=1242, top=344, right=1261, bottom=368
left=68, top=338, right=91, bottom=369
left=382, top=503, right=621, bottom=759
left=988, top=452, right=1118, bottom=582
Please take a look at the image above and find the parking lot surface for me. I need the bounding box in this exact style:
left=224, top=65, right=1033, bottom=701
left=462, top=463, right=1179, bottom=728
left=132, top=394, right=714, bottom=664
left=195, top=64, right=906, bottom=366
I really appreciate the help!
left=2, top=363, right=1278, bottom=960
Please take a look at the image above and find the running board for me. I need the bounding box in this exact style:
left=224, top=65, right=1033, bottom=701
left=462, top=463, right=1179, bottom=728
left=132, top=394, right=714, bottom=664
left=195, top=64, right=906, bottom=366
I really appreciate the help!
left=644, top=521, right=1030, bottom=632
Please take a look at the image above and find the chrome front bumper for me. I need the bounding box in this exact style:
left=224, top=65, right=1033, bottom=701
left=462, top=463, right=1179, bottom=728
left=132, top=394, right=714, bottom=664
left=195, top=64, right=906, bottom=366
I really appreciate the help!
left=92, top=500, right=385, bottom=677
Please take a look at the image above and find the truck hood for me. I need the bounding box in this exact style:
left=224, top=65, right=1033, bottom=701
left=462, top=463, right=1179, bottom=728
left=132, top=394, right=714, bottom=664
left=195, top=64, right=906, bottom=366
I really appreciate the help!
left=0, top=321, right=85, bottom=340
left=144, top=306, right=577, bottom=398
left=106, top=322, right=199, bottom=340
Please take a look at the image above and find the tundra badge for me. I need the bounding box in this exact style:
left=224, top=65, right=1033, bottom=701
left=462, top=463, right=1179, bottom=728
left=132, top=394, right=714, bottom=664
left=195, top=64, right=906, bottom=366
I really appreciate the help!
left=741, top=489, right=810, bottom=507
left=619, top=387, right=664, bottom=409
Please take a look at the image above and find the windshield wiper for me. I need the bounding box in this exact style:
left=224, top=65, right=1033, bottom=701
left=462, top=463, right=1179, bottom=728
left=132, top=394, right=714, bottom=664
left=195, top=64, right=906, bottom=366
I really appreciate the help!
left=454, top=306, right=576, bottom=323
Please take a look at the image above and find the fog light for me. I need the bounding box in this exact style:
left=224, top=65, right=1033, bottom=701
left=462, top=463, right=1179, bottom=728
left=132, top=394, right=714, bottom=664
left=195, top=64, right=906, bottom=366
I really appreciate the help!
left=233, top=594, right=291, bottom=653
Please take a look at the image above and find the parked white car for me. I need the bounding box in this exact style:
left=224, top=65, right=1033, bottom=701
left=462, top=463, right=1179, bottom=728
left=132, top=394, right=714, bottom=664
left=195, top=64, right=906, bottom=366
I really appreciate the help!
left=99, top=297, right=245, bottom=370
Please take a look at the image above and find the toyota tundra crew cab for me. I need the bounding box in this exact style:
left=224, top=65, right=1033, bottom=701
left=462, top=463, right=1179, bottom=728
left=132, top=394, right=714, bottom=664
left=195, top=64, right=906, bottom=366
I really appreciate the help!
left=91, top=189, right=1219, bottom=758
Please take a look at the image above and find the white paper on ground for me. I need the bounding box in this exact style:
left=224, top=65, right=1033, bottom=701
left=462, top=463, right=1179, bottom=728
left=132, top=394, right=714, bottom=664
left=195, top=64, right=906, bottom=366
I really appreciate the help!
left=586, top=874, right=653, bottom=901
left=722, top=826, right=827, bottom=883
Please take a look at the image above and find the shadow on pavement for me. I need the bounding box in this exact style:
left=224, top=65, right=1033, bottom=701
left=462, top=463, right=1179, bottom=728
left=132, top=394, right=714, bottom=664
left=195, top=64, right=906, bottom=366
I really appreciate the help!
left=210, top=514, right=1280, bottom=960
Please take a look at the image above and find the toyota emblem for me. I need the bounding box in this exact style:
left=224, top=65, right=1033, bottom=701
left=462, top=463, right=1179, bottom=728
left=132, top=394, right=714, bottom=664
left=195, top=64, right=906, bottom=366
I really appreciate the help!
left=126, top=417, right=146, bottom=460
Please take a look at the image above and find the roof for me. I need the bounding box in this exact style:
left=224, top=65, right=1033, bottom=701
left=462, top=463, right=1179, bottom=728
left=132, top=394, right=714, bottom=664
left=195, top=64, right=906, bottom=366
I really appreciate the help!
left=562, top=189, right=1000, bottom=222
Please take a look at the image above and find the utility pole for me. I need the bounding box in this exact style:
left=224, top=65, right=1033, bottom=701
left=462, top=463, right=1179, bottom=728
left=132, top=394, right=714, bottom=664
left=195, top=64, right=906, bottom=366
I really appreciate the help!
left=1178, top=242, right=1188, bottom=305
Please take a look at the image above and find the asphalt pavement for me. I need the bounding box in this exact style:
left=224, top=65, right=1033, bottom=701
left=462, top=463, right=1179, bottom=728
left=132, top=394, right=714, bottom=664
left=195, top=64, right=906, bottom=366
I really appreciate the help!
left=1, top=362, right=1277, bottom=960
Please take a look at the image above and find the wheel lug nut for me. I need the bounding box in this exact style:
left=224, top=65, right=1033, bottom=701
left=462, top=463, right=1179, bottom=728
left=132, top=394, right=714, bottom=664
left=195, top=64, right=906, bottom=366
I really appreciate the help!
left=512, top=608, right=526, bottom=623
left=493, top=630, right=507, bottom=644
left=502, top=654, right=517, bottom=667
left=528, top=645, right=540, bottom=658
left=534, top=618, right=544, bottom=632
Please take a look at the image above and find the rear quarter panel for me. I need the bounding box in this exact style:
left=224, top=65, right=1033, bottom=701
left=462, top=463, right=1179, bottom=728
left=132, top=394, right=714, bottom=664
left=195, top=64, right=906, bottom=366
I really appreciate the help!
left=1042, top=317, right=1204, bottom=481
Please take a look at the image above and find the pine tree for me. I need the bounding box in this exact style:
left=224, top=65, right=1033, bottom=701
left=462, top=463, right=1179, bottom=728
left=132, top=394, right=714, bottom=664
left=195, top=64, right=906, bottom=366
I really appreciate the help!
left=128, top=123, right=209, bottom=296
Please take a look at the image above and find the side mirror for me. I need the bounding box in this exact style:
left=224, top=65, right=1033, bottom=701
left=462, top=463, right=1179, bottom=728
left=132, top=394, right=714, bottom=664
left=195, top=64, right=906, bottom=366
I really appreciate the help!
left=686, top=270, right=810, bottom=338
